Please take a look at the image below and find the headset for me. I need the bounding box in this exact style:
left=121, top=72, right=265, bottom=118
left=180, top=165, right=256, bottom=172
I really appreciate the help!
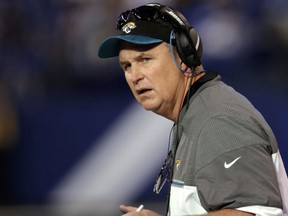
left=147, top=3, right=202, bottom=68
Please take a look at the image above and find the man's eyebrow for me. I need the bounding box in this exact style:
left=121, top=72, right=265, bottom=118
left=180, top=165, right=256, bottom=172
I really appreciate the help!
left=135, top=53, right=149, bottom=59
left=119, top=53, right=149, bottom=65
left=119, top=60, right=129, bottom=67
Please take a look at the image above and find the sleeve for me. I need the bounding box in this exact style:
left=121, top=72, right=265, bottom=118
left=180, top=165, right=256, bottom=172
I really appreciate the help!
left=194, top=115, right=283, bottom=215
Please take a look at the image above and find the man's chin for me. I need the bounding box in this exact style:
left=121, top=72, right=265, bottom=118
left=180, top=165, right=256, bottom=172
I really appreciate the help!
left=141, top=103, right=157, bottom=112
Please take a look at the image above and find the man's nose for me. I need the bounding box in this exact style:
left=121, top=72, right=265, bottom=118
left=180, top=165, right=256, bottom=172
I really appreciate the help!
left=130, top=66, right=144, bottom=84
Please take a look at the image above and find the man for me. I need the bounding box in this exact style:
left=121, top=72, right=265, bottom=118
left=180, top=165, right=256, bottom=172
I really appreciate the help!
left=98, top=3, right=288, bottom=216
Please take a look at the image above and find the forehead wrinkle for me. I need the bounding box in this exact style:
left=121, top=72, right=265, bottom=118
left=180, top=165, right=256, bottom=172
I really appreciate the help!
left=119, top=49, right=149, bottom=62
left=119, top=42, right=170, bottom=66
left=119, top=52, right=147, bottom=67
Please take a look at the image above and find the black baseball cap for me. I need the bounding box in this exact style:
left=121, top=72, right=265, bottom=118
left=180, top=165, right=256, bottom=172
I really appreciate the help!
left=98, top=4, right=175, bottom=58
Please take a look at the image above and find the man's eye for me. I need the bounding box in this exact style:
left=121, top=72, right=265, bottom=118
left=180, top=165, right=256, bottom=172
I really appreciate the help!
left=123, top=64, right=131, bottom=71
left=142, top=58, right=151, bottom=63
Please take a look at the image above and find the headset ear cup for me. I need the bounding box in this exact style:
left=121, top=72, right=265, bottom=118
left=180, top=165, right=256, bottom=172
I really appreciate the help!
left=175, top=29, right=202, bottom=68
left=157, top=4, right=202, bottom=67
left=189, top=28, right=202, bottom=65
left=175, top=31, right=199, bottom=68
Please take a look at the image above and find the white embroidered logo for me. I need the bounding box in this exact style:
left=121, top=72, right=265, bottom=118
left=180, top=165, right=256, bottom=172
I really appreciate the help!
left=122, top=22, right=136, bottom=34
left=224, top=156, right=242, bottom=169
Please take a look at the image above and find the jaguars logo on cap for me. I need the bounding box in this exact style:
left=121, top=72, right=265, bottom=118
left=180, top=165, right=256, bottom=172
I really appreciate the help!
left=122, top=22, right=136, bottom=34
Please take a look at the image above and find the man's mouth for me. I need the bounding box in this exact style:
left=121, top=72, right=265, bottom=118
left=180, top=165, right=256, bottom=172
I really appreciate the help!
left=137, top=88, right=152, bottom=95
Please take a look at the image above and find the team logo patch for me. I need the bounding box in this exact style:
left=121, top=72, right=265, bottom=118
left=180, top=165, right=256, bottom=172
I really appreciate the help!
left=176, top=159, right=181, bottom=171
left=122, top=22, right=136, bottom=34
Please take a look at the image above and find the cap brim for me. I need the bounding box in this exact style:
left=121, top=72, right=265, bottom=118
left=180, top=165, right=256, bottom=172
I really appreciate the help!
left=98, top=35, right=162, bottom=58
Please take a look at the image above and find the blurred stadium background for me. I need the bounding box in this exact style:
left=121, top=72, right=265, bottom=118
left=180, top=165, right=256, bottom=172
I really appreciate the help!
left=0, top=0, right=287, bottom=215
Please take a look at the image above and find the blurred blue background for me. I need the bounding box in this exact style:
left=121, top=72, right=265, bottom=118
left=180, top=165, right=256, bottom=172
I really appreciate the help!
left=0, top=0, right=287, bottom=215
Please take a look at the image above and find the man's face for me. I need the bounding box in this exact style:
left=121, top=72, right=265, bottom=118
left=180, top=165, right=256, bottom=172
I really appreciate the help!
left=119, top=42, right=186, bottom=119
